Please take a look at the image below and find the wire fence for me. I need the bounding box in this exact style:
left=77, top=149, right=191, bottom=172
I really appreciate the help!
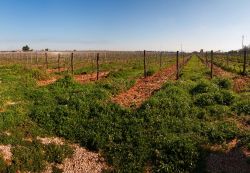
left=0, top=51, right=182, bottom=77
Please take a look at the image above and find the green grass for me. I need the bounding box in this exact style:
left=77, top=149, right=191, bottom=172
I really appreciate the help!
left=0, top=55, right=249, bottom=173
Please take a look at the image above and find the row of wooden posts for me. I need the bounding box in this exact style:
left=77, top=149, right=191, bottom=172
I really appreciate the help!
left=42, top=50, right=185, bottom=81
left=204, top=48, right=248, bottom=79
left=37, top=49, right=250, bottom=81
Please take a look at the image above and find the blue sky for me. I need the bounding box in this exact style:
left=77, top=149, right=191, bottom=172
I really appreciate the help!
left=0, top=0, right=250, bottom=51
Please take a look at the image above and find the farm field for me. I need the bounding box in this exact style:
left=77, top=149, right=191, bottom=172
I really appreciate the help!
left=202, top=51, right=250, bottom=75
left=0, top=53, right=250, bottom=173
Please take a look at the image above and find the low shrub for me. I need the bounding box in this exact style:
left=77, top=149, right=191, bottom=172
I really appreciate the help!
left=190, top=80, right=217, bottom=95
left=233, top=99, right=250, bottom=115
left=214, top=90, right=235, bottom=106
left=152, top=135, right=200, bottom=173
left=44, top=144, right=73, bottom=164
left=194, top=93, right=216, bottom=107
left=213, top=78, right=232, bottom=89
left=146, top=69, right=155, bottom=76
left=207, top=105, right=230, bottom=117
left=204, top=122, right=239, bottom=143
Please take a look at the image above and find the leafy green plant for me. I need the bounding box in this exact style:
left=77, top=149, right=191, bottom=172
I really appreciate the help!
left=214, top=78, right=232, bottom=89
left=45, top=144, right=73, bottom=164
left=233, top=99, right=250, bottom=115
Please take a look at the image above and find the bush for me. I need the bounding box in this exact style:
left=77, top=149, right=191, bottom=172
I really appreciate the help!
left=0, top=156, right=8, bottom=173
left=194, top=93, right=216, bottom=107
left=152, top=135, right=200, bottom=173
left=140, top=85, right=192, bottom=118
left=146, top=69, right=155, bottom=76
left=214, top=78, right=232, bottom=89
left=233, top=99, right=250, bottom=115
left=214, top=90, right=235, bottom=106
left=45, top=144, right=73, bottom=164
left=190, top=80, right=217, bottom=95
left=207, top=105, right=230, bottom=117
left=30, top=68, right=49, bottom=80
left=204, top=122, right=239, bottom=143
left=9, top=145, right=45, bottom=172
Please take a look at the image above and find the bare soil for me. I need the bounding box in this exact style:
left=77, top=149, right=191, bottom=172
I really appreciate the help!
left=40, top=137, right=109, bottom=173
left=0, top=145, right=12, bottom=165
left=205, top=62, right=250, bottom=92
left=74, top=72, right=109, bottom=84
left=206, top=146, right=250, bottom=173
left=57, top=144, right=108, bottom=173
left=37, top=77, right=59, bottom=86
left=112, top=64, right=179, bottom=108
left=37, top=71, right=109, bottom=86
left=47, top=67, right=67, bottom=73
left=233, top=76, right=250, bottom=93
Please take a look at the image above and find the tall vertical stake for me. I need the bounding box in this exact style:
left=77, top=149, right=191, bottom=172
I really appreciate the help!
left=36, top=52, right=38, bottom=66
left=71, top=52, right=74, bottom=75
left=58, top=53, right=61, bottom=72
left=45, top=52, right=48, bottom=69
left=176, top=51, right=179, bottom=80
left=96, top=53, right=99, bottom=80
left=227, top=53, right=229, bottom=67
left=160, top=52, right=162, bottom=69
left=211, top=50, right=214, bottom=79
left=182, top=52, right=185, bottom=66
left=243, top=48, right=247, bottom=75
left=205, top=52, right=208, bottom=66
left=144, top=50, right=147, bottom=78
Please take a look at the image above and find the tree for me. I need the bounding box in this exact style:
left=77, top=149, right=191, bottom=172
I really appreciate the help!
left=22, top=45, right=30, bottom=52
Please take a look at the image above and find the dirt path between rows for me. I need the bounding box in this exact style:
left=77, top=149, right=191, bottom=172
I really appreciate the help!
left=202, top=60, right=250, bottom=92
left=112, top=59, right=190, bottom=108
left=206, top=140, right=250, bottom=173
left=47, top=67, right=67, bottom=73
left=74, top=72, right=109, bottom=84
left=37, top=72, right=109, bottom=86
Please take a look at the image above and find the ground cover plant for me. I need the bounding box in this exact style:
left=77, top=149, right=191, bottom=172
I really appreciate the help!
left=0, top=55, right=250, bottom=172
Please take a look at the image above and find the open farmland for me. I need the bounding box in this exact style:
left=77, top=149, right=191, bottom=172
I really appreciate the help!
left=1, top=1, right=250, bottom=172
left=0, top=50, right=250, bottom=172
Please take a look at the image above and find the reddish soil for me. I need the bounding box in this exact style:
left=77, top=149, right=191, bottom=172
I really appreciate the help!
left=233, top=76, right=250, bottom=92
left=37, top=71, right=109, bottom=86
left=207, top=62, right=236, bottom=78
left=74, top=72, right=109, bottom=84
left=204, top=62, right=250, bottom=92
left=47, top=67, right=67, bottom=73
left=37, top=77, right=59, bottom=86
left=206, top=146, right=250, bottom=173
left=112, top=62, right=187, bottom=108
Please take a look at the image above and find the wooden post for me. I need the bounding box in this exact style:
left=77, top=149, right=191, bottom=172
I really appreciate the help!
left=227, top=53, right=229, bottom=67
left=182, top=52, right=185, bottom=66
left=58, top=53, right=61, bottom=72
left=30, top=53, right=33, bottom=65
left=160, top=52, right=162, bottom=69
left=96, top=53, right=99, bottom=80
left=243, top=48, right=247, bottom=75
left=211, top=50, right=214, bottom=79
left=144, top=50, right=147, bottom=78
left=36, top=52, right=38, bottom=66
left=71, top=52, right=74, bottom=74
left=176, top=51, right=179, bottom=80
left=205, top=52, right=208, bottom=66
left=26, top=53, right=28, bottom=65
left=45, top=52, right=48, bottom=69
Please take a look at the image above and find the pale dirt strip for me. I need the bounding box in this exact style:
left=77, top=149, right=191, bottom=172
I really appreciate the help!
left=112, top=58, right=191, bottom=108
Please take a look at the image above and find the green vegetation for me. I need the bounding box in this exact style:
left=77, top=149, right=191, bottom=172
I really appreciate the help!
left=0, top=55, right=249, bottom=172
